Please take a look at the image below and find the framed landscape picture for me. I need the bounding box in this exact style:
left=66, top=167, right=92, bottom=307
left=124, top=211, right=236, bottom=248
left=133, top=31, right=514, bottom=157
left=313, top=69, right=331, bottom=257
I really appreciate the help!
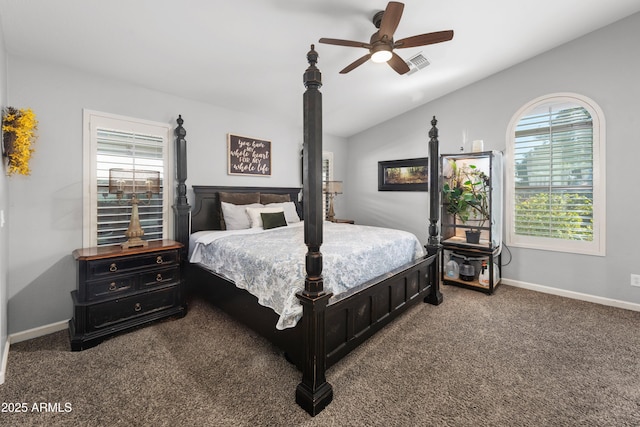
left=378, top=157, right=428, bottom=191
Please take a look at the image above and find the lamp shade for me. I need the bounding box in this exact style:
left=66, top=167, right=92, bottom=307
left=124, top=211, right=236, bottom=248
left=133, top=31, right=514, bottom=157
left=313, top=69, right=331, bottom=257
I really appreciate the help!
left=109, top=168, right=160, bottom=194
left=323, top=180, right=343, bottom=194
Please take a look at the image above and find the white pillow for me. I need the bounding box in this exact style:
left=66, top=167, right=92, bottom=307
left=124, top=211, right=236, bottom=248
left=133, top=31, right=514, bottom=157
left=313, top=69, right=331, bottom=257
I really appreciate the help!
left=221, top=202, right=264, bottom=230
left=246, top=206, right=285, bottom=228
left=266, top=201, right=301, bottom=224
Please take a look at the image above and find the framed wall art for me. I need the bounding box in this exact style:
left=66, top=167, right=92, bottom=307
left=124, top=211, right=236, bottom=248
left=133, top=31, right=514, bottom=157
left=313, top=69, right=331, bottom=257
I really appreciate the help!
left=227, top=133, right=271, bottom=176
left=378, top=157, right=428, bottom=191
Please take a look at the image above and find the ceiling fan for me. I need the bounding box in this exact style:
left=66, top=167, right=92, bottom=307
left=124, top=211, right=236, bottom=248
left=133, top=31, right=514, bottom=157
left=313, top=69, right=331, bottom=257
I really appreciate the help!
left=319, top=1, right=454, bottom=75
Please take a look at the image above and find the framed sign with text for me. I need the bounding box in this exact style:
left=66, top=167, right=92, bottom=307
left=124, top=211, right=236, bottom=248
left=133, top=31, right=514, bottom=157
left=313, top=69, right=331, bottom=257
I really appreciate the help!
left=227, top=133, right=271, bottom=176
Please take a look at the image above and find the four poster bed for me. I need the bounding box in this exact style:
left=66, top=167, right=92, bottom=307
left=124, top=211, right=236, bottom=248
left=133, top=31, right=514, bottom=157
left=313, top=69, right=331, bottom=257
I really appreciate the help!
left=172, top=46, right=443, bottom=416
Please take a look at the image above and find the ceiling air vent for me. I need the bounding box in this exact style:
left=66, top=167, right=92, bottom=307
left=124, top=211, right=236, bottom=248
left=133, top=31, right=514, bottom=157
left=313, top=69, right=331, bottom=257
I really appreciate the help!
left=405, top=53, right=430, bottom=75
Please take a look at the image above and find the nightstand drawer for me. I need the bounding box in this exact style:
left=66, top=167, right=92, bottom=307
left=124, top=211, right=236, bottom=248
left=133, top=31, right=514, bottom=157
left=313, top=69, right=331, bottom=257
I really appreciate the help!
left=87, top=250, right=178, bottom=278
left=139, top=266, right=179, bottom=290
left=86, top=277, right=135, bottom=301
left=87, top=286, right=179, bottom=330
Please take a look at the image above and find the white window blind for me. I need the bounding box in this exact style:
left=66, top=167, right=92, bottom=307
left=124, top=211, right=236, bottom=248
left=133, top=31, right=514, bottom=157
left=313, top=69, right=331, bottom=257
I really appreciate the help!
left=514, top=105, right=593, bottom=240
left=322, top=152, right=334, bottom=220
left=96, top=129, right=165, bottom=246
left=506, top=94, right=605, bottom=256
left=323, top=157, right=330, bottom=219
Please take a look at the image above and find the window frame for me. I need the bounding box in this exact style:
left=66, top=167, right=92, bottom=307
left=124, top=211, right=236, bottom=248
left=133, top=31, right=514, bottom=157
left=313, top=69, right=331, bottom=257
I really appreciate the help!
left=505, top=93, right=606, bottom=256
left=82, top=109, right=173, bottom=248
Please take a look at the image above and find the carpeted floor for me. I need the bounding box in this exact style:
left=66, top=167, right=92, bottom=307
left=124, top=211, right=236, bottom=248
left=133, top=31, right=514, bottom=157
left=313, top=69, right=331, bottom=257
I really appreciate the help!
left=1, top=284, right=640, bottom=426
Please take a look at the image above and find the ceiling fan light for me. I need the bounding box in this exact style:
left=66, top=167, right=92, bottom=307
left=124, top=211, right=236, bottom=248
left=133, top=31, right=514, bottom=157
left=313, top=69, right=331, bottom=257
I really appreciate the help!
left=371, top=49, right=392, bottom=63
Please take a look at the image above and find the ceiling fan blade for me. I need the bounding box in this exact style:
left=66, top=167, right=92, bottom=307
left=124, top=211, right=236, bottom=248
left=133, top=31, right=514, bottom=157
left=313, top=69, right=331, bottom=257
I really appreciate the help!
left=387, top=52, right=410, bottom=75
left=319, top=37, right=370, bottom=49
left=378, top=1, right=404, bottom=39
left=340, top=54, right=372, bottom=74
left=394, top=30, right=454, bottom=49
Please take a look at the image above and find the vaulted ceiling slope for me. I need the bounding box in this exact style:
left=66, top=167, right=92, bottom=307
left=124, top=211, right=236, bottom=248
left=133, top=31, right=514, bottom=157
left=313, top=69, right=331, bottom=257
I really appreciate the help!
left=1, top=1, right=639, bottom=137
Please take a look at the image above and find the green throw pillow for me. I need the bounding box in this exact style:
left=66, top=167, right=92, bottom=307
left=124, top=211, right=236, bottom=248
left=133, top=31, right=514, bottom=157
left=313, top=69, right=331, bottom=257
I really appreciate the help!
left=261, top=211, right=287, bottom=230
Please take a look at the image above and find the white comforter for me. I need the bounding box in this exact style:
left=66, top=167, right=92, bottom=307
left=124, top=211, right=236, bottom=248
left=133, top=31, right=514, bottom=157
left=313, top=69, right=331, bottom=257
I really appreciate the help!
left=189, top=221, right=424, bottom=330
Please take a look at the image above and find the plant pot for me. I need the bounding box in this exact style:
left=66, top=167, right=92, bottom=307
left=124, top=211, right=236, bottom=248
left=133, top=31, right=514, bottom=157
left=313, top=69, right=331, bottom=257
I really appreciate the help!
left=465, top=230, right=481, bottom=244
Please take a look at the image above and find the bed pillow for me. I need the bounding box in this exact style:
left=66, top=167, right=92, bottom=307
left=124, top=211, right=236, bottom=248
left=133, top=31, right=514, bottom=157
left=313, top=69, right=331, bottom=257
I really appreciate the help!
left=221, top=202, right=264, bottom=230
left=219, top=191, right=261, bottom=205
left=246, top=206, right=285, bottom=228
left=218, top=192, right=261, bottom=229
left=260, top=193, right=291, bottom=204
left=265, top=201, right=301, bottom=224
left=261, top=211, right=288, bottom=230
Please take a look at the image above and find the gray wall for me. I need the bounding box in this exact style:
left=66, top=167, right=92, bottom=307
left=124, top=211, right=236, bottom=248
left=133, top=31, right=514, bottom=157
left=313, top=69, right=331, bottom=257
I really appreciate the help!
left=345, top=12, right=640, bottom=304
left=5, top=56, right=346, bottom=334
left=0, top=14, right=8, bottom=376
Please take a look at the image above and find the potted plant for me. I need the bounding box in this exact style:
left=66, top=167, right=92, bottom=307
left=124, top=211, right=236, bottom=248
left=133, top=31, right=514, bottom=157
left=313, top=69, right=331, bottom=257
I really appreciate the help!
left=442, top=160, right=490, bottom=243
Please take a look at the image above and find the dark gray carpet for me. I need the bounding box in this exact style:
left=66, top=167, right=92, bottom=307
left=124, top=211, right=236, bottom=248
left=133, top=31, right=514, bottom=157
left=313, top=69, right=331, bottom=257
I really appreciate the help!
left=2, top=285, right=640, bottom=426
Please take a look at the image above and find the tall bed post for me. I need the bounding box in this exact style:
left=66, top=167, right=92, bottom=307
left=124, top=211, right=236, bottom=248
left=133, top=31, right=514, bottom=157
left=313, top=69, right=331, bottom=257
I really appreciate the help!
left=425, top=116, right=443, bottom=305
left=295, top=45, right=333, bottom=416
left=173, top=115, right=191, bottom=258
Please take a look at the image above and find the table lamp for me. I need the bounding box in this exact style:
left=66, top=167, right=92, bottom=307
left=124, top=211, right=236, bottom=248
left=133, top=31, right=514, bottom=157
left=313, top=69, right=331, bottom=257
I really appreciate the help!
left=109, top=168, right=160, bottom=249
left=323, top=180, right=343, bottom=222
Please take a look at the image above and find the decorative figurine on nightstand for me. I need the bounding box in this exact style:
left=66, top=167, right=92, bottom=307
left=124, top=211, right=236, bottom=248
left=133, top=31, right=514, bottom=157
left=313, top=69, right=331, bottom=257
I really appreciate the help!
left=323, top=180, right=343, bottom=222
left=109, top=168, right=160, bottom=249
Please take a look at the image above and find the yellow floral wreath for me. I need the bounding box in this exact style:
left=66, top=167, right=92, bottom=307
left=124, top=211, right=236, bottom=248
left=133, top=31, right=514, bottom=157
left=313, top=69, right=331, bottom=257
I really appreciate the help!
left=2, top=106, right=38, bottom=176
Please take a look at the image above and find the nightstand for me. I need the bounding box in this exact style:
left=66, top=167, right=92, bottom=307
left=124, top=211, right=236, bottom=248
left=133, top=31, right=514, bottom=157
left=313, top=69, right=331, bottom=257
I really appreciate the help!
left=69, top=240, right=187, bottom=351
left=332, top=218, right=355, bottom=224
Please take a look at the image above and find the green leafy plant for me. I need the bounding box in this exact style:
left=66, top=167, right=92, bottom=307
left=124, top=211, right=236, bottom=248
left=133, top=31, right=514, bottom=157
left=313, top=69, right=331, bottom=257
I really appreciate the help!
left=515, top=192, right=593, bottom=240
left=442, top=160, right=490, bottom=232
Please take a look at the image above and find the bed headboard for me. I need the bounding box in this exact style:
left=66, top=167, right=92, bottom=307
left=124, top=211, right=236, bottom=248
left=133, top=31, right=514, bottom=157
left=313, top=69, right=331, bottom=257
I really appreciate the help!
left=190, top=186, right=303, bottom=233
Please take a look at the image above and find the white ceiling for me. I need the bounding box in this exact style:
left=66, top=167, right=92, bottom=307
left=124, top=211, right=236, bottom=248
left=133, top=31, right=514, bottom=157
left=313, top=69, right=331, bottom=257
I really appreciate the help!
left=1, top=0, right=639, bottom=138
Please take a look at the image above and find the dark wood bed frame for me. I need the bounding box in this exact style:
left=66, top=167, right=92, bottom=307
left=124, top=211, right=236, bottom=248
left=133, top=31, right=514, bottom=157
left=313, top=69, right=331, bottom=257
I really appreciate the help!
left=172, top=45, right=443, bottom=416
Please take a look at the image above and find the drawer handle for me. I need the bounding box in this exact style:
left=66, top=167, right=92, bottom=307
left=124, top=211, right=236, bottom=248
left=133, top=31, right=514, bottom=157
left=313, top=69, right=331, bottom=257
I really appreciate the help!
left=156, top=256, right=163, bottom=264
left=134, top=303, right=142, bottom=312
left=109, top=263, right=117, bottom=272
left=109, top=282, right=117, bottom=291
left=156, top=274, right=164, bottom=282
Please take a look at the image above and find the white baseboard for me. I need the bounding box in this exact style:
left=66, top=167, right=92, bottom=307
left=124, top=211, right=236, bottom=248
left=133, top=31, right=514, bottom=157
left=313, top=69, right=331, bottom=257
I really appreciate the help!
left=0, top=338, right=9, bottom=385
left=502, top=278, right=640, bottom=312
left=0, top=321, right=69, bottom=385
left=9, top=320, right=69, bottom=345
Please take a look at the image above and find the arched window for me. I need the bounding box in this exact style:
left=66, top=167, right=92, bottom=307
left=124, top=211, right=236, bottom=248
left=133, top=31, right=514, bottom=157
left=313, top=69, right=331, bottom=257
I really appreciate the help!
left=505, top=93, right=605, bottom=256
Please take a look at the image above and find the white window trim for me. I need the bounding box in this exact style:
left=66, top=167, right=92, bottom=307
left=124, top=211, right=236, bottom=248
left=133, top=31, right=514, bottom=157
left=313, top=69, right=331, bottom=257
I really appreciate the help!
left=82, top=109, right=174, bottom=248
left=505, top=93, right=606, bottom=256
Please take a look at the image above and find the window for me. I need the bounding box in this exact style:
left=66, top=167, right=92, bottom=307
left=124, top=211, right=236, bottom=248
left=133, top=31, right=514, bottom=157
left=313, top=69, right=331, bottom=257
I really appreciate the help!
left=83, top=110, right=172, bottom=247
left=322, top=151, right=334, bottom=219
left=505, top=93, right=605, bottom=256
